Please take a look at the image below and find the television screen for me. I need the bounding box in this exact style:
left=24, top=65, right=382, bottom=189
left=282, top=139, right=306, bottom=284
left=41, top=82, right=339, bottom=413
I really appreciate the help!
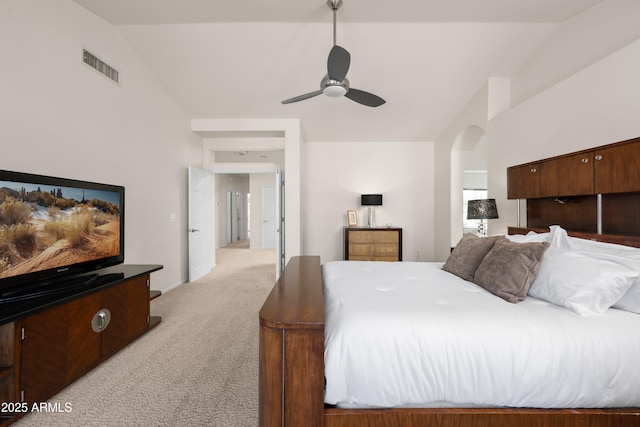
left=0, top=169, right=124, bottom=296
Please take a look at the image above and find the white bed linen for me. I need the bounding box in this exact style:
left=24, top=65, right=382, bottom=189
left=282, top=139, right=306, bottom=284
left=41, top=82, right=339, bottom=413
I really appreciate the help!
left=323, top=261, right=640, bottom=408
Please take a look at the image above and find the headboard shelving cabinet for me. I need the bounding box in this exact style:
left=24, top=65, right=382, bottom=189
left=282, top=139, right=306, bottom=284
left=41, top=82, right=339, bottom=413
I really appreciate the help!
left=507, top=136, right=640, bottom=236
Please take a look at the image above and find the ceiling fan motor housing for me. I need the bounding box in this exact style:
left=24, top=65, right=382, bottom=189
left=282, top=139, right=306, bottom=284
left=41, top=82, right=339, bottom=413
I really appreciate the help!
left=322, top=76, right=348, bottom=97
left=327, top=0, right=343, bottom=11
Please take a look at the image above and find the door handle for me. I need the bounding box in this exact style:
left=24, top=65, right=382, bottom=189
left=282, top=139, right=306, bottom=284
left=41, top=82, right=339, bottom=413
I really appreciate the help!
left=91, top=309, right=112, bottom=332
left=188, top=228, right=200, bottom=233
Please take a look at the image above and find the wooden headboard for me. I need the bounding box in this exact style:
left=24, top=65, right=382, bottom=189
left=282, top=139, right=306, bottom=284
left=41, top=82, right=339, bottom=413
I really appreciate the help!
left=507, top=136, right=640, bottom=245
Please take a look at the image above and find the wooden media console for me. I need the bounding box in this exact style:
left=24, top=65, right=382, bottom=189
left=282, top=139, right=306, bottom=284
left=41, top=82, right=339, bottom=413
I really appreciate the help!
left=0, top=264, right=162, bottom=426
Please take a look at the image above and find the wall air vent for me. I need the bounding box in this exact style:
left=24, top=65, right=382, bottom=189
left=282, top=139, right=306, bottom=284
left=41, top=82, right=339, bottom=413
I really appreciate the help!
left=82, top=48, right=119, bottom=84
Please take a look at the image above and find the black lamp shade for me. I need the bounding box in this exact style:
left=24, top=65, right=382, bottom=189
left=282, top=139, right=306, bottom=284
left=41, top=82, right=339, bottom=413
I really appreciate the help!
left=361, top=194, right=383, bottom=206
left=467, top=199, right=499, bottom=220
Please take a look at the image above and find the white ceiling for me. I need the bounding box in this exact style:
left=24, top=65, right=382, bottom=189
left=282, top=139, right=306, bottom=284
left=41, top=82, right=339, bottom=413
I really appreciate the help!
left=73, top=0, right=603, bottom=142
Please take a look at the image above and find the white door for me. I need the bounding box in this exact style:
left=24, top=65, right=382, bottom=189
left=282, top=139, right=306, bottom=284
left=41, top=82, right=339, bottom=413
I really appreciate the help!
left=262, top=186, right=276, bottom=249
left=226, top=191, right=233, bottom=244
left=188, top=166, right=212, bottom=282
left=232, top=191, right=240, bottom=242
left=236, top=191, right=245, bottom=240
left=275, top=167, right=285, bottom=278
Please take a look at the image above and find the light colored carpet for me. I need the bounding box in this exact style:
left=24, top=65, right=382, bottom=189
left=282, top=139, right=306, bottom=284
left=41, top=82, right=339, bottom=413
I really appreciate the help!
left=14, top=242, right=275, bottom=427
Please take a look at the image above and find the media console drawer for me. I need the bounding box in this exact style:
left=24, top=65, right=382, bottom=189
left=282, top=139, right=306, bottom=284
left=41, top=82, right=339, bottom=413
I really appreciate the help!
left=344, top=228, right=402, bottom=261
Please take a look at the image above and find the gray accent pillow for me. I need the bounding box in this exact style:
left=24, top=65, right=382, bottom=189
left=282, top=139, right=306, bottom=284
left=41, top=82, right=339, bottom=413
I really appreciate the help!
left=473, top=238, right=550, bottom=303
left=442, top=234, right=502, bottom=282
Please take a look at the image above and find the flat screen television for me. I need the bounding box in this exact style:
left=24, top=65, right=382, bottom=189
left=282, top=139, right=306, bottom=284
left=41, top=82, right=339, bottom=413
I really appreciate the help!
left=0, top=169, right=124, bottom=301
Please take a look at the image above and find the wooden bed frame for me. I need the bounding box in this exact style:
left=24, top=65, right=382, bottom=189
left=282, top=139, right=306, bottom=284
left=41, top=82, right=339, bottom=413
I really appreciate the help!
left=259, top=138, right=640, bottom=426
left=259, top=253, right=640, bottom=427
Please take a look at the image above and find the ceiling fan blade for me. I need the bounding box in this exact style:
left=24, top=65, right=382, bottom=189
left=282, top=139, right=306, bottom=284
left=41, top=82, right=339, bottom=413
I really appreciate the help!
left=345, top=88, right=386, bottom=107
left=281, top=90, right=324, bottom=104
left=327, top=45, right=350, bottom=82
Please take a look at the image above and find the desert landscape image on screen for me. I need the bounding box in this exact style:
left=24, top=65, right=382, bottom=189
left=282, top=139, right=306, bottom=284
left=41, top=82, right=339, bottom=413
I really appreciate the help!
left=0, top=180, right=121, bottom=280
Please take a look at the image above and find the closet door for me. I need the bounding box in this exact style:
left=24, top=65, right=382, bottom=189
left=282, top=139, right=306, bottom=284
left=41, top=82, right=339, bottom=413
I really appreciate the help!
left=539, top=152, right=593, bottom=197
left=507, top=164, right=540, bottom=199
left=594, top=140, right=640, bottom=194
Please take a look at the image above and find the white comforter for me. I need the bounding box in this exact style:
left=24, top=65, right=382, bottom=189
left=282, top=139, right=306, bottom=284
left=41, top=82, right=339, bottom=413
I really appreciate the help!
left=323, top=261, right=640, bottom=408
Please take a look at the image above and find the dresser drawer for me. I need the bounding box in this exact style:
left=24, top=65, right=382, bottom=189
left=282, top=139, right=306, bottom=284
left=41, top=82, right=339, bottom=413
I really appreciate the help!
left=348, top=244, right=400, bottom=261
left=347, top=230, right=399, bottom=244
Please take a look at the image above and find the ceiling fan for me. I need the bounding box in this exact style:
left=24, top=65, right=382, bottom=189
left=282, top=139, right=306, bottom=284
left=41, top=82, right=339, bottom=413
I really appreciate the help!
left=281, top=0, right=385, bottom=107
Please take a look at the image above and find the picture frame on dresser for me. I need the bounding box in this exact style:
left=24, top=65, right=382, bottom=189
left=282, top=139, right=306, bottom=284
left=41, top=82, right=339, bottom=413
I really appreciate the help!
left=347, top=210, right=357, bottom=226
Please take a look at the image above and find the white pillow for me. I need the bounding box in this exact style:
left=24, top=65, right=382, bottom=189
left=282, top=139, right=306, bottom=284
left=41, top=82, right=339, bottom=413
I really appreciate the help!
left=528, top=246, right=638, bottom=316
left=547, top=225, right=640, bottom=313
left=615, top=283, right=640, bottom=314
left=548, top=225, right=570, bottom=248
left=551, top=225, right=640, bottom=259
left=587, top=255, right=640, bottom=314
left=506, top=231, right=551, bottom=243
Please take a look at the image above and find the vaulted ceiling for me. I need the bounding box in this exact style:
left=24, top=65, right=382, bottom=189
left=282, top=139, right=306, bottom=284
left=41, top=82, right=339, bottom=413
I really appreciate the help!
left=73, top=0, right=603, bottom=142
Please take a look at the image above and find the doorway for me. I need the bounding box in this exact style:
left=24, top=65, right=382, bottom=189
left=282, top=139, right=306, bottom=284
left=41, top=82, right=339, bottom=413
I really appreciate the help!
left=226, top=190, right=248, bottom=244
left=191, top=118, right=302, bottom=273
left=212, top=170, right=281, bottom=276
left=450, top=126, right=487, bottom=245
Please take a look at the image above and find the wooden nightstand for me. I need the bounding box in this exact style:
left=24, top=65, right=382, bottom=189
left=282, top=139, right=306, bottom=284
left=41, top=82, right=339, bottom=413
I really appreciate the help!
left=344, top=227, right=402, bottom=261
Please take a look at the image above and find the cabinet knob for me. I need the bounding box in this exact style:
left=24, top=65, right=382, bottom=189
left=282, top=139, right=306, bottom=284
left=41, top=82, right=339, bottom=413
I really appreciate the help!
left=595, top=155, right=603, bottom=160
left=582, top=158, right=589, bottom=163
left=530, top=168, right=537, bottom=173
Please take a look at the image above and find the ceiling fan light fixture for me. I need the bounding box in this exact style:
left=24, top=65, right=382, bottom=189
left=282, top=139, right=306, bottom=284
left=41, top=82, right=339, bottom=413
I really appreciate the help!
left=324, top=85, right=347, bottom=97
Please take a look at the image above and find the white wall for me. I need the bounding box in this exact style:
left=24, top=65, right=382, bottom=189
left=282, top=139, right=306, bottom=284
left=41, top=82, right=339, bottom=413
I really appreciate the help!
left=302, top=141, right=435, bottom=263
left=0, top=0, right=202, bottom=291
left=510, top=0, right=640, bottom=105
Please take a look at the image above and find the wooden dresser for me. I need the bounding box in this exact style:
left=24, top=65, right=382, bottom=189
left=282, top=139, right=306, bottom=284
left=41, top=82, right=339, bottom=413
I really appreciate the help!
left=344, top=227, right=402, bottom=261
